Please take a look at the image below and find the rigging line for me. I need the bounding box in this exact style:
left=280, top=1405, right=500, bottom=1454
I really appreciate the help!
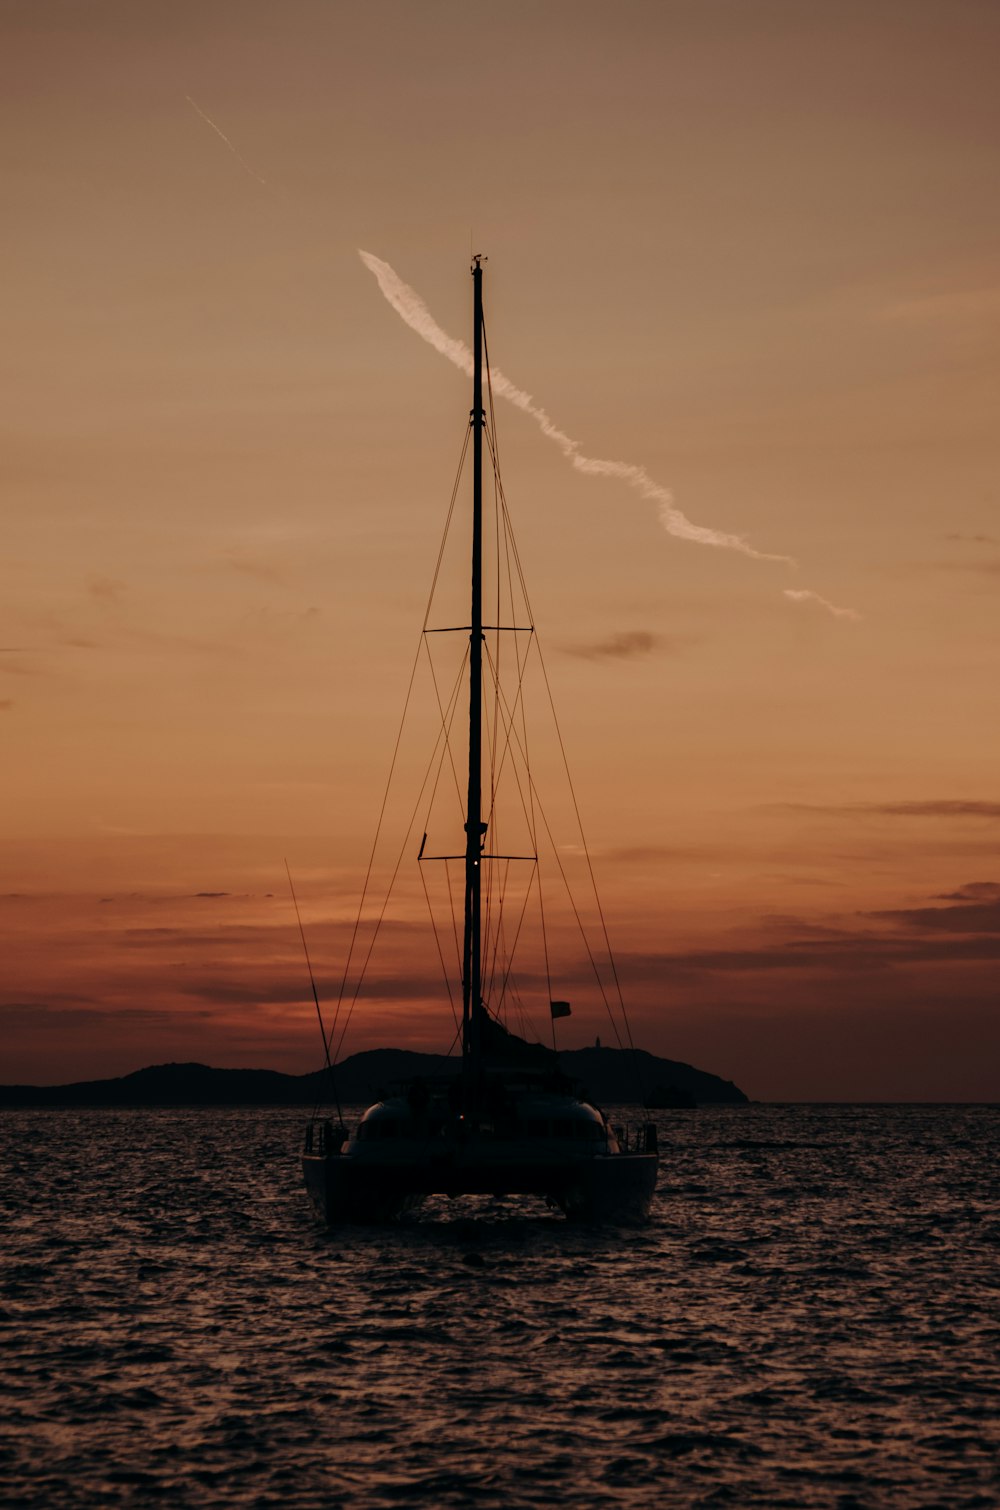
left=533, top=794, right=626, bottom=1052
left=489, top=499, right=554, bottom=1031
left=327, top=633, right=421, bottom=1054
left=479, top=686, right=502, bottom=1001
left=420, top=638, right=471, bottom=832
left=483, top=667, right=626, bottom=1051
left=481, top=626, right=533, bottom=818
left=418, top=860, right=460, bottom=1035
left=483, top=326, right=534, bottom=839
left=490, top=449, right=537, bottom=649
left=485, top=322, right=634, bottom=1076
left=536, top=844, right=554, bottom=1025
left=333, top=661, right=470, bottom=1063
left=489, top=507, right=552, bottom=1038
left=482, top=638, right=538, bottom=854
left=423, top=423, right=472, bottom=631
left=492, top=477, right=554, bottom=1043
left=485, top=438, right=638, bottom=1061
left=482, top=364, right=622, bottom=1062
left=489, top=375, right=503, bottom=836
left=494, top=438, right=532, bottom=688
left=495, top=480, right=551, bottom=1012
left=284, top=859, right=343, bottom=1124
left=422, top=637, right=467, bottom=812
left=484, top=854, right=511, bottom=1005
left=418, top=651, right=470, bottom=996
left=533, top=644, right=640, bottom=1062
left=328, top=426, right=471, bottom=1052
left=445, top=1020, right=463, bottom=1058
left=483, top=315, right=502, bottom=476
left=484, top=428, right=537, bottom=747
left=483, top=372, right=504, bottom=996
left=482, top=414, right=529, bottom=607
left=484, top=431, right=542, bottom=931
left=480, top=385, right=534, bottom=672
left=491, top=904, right=514, bottom=1026
left=444, top=857, right=463, bottom=983
left=479, top=648, right=538, bottom=1013
left=479, top=651, right=530, bottom=982
left=499, top=490, right=535, bottom=686
left=420, top=705, right=462, bottom=874
left=492, top=862, right=548, bottom=1043
left=483, top=425, right=577, bottom=1063
left=485, top=857, right=514, bottom=1006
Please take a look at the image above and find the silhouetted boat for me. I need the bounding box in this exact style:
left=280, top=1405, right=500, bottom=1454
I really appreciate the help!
left=302, top=259, right=659, bottom=1223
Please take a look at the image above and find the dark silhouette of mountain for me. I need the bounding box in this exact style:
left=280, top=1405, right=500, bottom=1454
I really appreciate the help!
left=0, top=1046, right=748, bottom=1108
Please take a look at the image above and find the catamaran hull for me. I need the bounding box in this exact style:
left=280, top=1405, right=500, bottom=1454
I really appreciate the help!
left=302, top=1150, right=658, bottom=1226
left=302, top=1153, right=426, bottom=1225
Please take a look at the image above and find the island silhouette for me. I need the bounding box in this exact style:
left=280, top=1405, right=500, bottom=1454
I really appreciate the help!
left=0, top=1046, right=747, bottom=1108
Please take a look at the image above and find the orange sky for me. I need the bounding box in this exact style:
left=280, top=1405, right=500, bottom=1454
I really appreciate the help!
left=2, top=1, right=999, bottom=1098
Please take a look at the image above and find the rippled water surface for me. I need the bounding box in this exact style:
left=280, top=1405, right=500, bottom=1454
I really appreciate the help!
left=2, top=1105, right=998, bottom=1507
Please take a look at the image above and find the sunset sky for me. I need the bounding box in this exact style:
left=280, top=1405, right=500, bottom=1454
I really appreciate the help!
left=3, top=1, right=998, bottom=1098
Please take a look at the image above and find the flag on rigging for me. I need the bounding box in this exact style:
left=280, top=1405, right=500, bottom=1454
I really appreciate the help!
left=549, top=1001, right=571, bottom=1020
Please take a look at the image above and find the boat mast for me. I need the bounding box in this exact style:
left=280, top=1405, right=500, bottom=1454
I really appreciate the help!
left=462, top=255, right=485, bottom=1112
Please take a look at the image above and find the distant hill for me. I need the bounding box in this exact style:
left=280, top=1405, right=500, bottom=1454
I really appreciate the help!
left=0, top=1047, right=747, bottom=1108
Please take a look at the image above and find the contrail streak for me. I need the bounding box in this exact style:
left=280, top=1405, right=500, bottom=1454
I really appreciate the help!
left=359, top=250, right=792, bottom=564
left=186, top=95, right=268, bottom=187
left=784, top=589, right=861, bottom=621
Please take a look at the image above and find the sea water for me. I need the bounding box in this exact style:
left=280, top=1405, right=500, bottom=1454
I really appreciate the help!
left=1, top=1104, right=997, bottom=1507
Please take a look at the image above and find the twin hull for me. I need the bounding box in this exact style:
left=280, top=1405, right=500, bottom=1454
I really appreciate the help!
left=302, top=1139, right=659, bottom=1225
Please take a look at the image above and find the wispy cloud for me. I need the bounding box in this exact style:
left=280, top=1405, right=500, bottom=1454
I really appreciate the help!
left=940, top=557, right=1000, bottom=576
left=869, top=882, right=1000, bottom=935
left=222, top=553, right=286, bottom=585
left=564, top=630, right=683, bottom=661
left=88, top=575, right=127, bottom=604
left=185, top=95, right=268, bottom=187
left=783, top=588, right=861, bottom=621
left=937, top=882, right=1000, bottom=903
left=780, top=800, right=1000, bottom=819
left=358, top=250, right=792, bottom=565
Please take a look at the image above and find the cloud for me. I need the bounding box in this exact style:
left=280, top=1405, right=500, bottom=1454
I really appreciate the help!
left=552, top=931, right=1000, bottom=984
left=601, top=843, right=717, bottom=863
left=783, top=588, right=861, bottom=621
left=359, top=250, right=791, bottom=564
left=88, top=576, right=127, bottom=604
left=176, top=972, right=443, bottom=1007
left=944, top=558, right=1000, bottom=576
left=936, top=882, right=1000, bottom=903
left=545, top=879, right=1000, bottom=986
left=944, top=532, right=997, bottom=546
left=869, top=883, right=1000, bottom=935
left=194, top=891, right=232, bottom=899
left=0, top=699, right=12, bottom=712
left=564, top=630, right=682, bottom=661
left=0, top=998, right=184, bottom=1036
left=222, top=554, right=286, bottom=585
left=877, top=801, right=1000, bottom=818
left=780, top=800, right=1000, bottom=819
left=185, top=95, right=268, bottom=187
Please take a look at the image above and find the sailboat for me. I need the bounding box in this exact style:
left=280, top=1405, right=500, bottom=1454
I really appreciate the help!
left=302, top=258, right=659, bottom=1224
